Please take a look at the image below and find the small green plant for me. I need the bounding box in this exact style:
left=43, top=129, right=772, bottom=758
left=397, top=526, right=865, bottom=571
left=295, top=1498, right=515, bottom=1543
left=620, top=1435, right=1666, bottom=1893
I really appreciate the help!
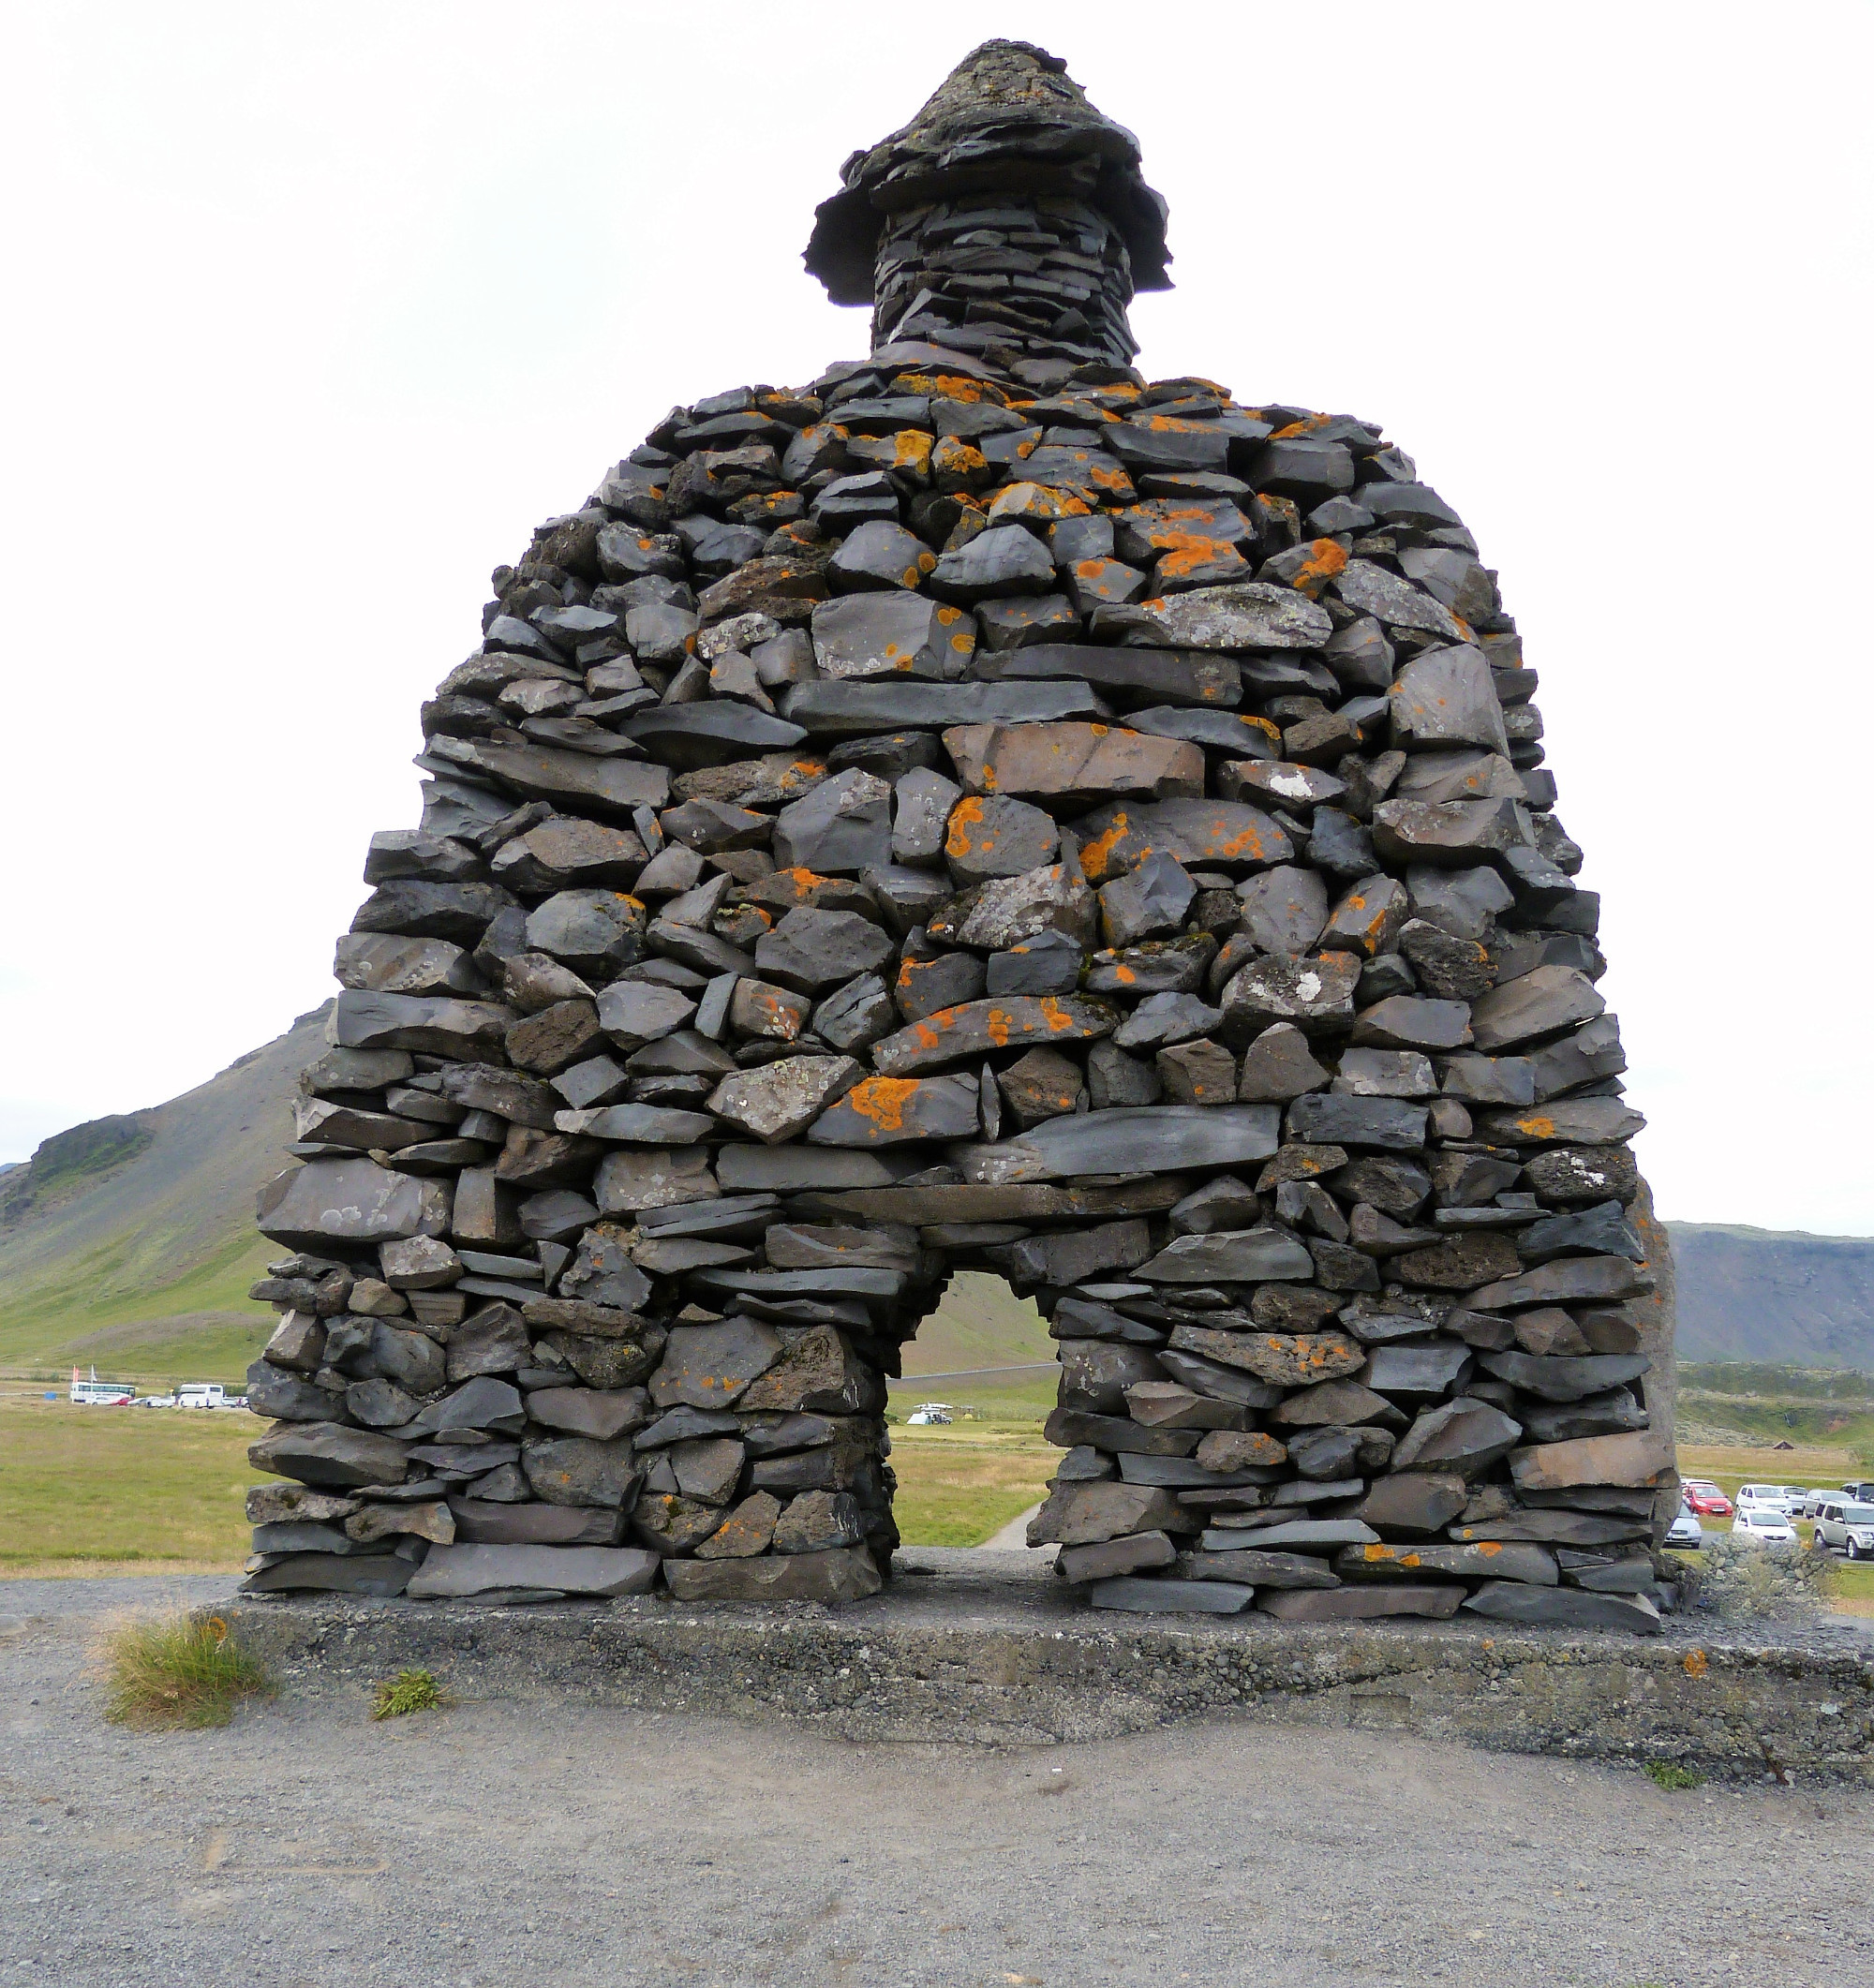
left=370, top=1667, right=446, bottom=1720
left=101, top=1613, right=272, bottom=1729
left=1644, top=1760, right=1704, bottom=1790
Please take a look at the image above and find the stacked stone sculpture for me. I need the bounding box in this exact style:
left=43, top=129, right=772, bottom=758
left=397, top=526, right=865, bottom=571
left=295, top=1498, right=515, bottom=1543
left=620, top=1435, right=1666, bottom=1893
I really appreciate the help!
left=245, top=41, right=1673, bottom=1631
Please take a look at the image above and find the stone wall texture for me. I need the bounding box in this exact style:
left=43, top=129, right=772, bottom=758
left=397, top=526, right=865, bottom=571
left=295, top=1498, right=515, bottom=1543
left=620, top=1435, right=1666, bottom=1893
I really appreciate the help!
left=245, top=40, right=1672, bottom=1632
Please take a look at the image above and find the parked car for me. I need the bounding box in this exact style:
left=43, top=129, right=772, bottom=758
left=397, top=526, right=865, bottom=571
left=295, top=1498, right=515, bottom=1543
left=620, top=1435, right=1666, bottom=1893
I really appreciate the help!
left=1664, top=1508, right=1704, bottom=1550
left=1801, top=1488, right=1838, bottom=1520
left=1735, top=1483, right=1797, bottom=1516
left=1839, top=1481, right=1874, bottom=1503
left=1683, top=1481, right=1733, bottom=1517
left=136, top=1393, right=178, bottom=1409
left=1733, top=1506, right=1798, bottom=1545
left=1814, top=1502, right=1874, bottom=1560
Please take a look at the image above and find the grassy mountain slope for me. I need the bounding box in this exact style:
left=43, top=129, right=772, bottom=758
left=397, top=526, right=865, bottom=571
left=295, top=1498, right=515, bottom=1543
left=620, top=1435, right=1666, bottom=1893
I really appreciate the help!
left=0, top=1007, right=331, bottom=1382
left=901, top=1272, right=1053, bottom=1374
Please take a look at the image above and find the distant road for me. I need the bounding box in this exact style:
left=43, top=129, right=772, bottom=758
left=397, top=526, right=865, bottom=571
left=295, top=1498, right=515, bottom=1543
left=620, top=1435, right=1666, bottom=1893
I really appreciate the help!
left=886, top=1363, right=1057, bottom=1388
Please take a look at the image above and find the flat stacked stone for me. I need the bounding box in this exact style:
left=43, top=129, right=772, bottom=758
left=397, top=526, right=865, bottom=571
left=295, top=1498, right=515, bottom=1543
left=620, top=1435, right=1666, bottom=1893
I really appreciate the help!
left=245, top=40, right=1671, bottom=1630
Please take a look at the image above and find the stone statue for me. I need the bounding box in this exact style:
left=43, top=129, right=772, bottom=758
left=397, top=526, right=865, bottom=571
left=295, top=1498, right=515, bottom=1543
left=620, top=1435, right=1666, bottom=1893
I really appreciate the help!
left=247, top=40, right=1673, bottom=1632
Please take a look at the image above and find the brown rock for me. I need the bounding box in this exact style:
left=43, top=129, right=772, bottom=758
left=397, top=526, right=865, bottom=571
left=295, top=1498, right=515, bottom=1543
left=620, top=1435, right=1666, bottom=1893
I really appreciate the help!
left=1194, top=1430, right=1287, bottom=1472
left=505, top=1000, right=605, bottom=1076
left=1165, top=1324, right=1365, bottom=1387
left=1026, top=1480, right=1193, bottom=1546
left=1056, top=1532, right=1178, bottom=1583
left=662, top=1544, right=882, bottom=1602
left=1156, top=1038, right=1236, bottom=1105
left=1507, top=1429, right=1674, bottom=1491
left=344, top=1500, right=454, bottom=1546
left=871, top=995, right=1116, bottom=1077
left=632, top=1491, right=730, bottom=1553
left=1352, top=1472, right=1468, bottom=1538
left=1513, top=1308, right=1592, bottom=1356
left=1272, top=1378, right=1394, bottom=1427
left=736, top=1325, right=880, bottom=1415
left=1236, top=1023, right=1331, bottom=1103
left=648, top=1318, right=785, bottom=1409
left=525, top=1387, right=649, bottom=1441
left=997, top=1046, right=1086, bottom=1127
left=1392, top=1233, right=1522, bottom=1290
left=944, top=722, right=1203, bottom=804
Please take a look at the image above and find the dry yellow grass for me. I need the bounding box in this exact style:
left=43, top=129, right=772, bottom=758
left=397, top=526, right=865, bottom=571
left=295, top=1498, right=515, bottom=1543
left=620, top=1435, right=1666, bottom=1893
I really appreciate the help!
left=1678, top=1442, right=1856, bottom=1483
left=889, top=1422, right=1056, bottom=1547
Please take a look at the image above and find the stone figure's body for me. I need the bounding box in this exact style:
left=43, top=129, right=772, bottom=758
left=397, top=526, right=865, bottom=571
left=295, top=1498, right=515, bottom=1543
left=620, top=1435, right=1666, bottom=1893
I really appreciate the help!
left=246, top=41, right=1673, bottom=1630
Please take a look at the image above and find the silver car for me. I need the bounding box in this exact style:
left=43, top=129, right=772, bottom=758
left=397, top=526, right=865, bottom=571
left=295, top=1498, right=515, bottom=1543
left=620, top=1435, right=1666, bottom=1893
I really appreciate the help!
left=1814, top=1502, right=1874, bottom=1560
left=1664, top=1507, right=1703, bottom=1550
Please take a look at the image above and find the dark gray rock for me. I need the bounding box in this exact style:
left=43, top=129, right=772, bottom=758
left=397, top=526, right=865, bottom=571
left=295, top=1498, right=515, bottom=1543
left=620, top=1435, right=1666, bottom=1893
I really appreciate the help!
left=1390, top=1399, right=1523, bottom=1476
left=756, top=908, right=897, bottom=992
left=1462, top=1581, right=1661, bottom=1634
left=1287, top=1093, right=1428, bottom=1151
left=961, top=1104, right=1279, bottom=1183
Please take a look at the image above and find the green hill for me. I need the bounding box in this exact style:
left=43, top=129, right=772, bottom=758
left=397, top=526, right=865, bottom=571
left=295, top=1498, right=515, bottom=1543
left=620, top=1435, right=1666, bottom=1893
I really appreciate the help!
left=0, top=1007, right=330, bottom=1385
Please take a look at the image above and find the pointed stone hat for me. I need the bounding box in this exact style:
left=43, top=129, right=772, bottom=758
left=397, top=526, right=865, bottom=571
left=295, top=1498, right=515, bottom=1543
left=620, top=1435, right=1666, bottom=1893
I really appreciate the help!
left=804, top=38, right=1172, bottom=305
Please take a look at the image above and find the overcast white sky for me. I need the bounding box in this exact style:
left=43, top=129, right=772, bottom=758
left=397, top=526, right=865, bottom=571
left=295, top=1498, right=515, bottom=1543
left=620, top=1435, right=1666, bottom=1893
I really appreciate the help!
left=4, top=3, right=1870, bottom=1234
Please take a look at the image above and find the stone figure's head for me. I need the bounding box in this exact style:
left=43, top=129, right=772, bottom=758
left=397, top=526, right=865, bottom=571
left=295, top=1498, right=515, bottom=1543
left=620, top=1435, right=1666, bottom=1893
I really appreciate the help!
left=803, top=39, right=1172, bottom=364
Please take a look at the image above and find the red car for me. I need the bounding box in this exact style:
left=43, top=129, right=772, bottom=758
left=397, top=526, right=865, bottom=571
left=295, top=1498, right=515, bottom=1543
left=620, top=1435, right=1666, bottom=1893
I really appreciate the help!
left=1683, top=1481, right=1733, bottom=1517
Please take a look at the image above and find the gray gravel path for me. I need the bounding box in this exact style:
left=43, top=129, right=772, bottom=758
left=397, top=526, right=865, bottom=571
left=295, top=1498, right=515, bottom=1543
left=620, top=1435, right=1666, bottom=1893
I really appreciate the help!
left=4, top=1576, right=1872, bottom=1988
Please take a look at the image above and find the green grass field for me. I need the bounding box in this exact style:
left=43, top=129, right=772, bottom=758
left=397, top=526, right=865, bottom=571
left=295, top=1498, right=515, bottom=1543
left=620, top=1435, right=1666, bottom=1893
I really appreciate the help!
left=0, top=1392, right=259, bottom=1574
left=16, top=1371, right=1874, bottom=1583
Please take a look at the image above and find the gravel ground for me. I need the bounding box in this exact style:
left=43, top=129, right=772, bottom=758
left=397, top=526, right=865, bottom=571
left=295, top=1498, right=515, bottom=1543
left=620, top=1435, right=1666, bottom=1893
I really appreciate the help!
left=4, top=1576, right=1873, bottom=1988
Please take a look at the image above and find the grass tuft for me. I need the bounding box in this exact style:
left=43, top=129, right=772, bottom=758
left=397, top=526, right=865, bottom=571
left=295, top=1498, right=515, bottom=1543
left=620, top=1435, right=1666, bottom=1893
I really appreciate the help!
left=101, top=1612, right=272, bottom=1729
left=1643, top=1760, right=1704, bottom=1790
left=370, top=1667, right=447, bottom=1720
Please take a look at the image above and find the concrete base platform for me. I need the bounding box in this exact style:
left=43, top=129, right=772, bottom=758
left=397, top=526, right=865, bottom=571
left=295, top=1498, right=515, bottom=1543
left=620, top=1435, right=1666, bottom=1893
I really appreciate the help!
left=209, top=1547, right=1874, bottom=1779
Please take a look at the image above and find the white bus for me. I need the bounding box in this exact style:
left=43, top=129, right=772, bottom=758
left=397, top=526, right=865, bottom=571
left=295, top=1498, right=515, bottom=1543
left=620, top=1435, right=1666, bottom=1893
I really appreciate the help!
left=68, top=1367, right=135, bottom=1405
left=176, top=1383, right=229, bottom=1410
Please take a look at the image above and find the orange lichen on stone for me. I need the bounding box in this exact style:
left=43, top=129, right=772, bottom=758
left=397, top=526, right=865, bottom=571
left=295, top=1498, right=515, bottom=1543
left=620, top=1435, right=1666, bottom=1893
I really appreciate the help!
left=840, top=1076, right=921, bottom=1134
left=1077, top=812, right=1133, bottom=882
left=893, top=373, right=1008, bottom=406
left=1153, top=536, right=1246, bottom=585
left=989, top=482, right=1091, bottom=525
left=1291, top=539, right=1349, bottom=596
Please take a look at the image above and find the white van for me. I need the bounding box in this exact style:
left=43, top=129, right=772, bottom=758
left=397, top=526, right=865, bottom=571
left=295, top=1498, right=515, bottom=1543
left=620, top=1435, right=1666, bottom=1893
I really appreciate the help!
left=176, top=1383, right=228, bottom=1410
